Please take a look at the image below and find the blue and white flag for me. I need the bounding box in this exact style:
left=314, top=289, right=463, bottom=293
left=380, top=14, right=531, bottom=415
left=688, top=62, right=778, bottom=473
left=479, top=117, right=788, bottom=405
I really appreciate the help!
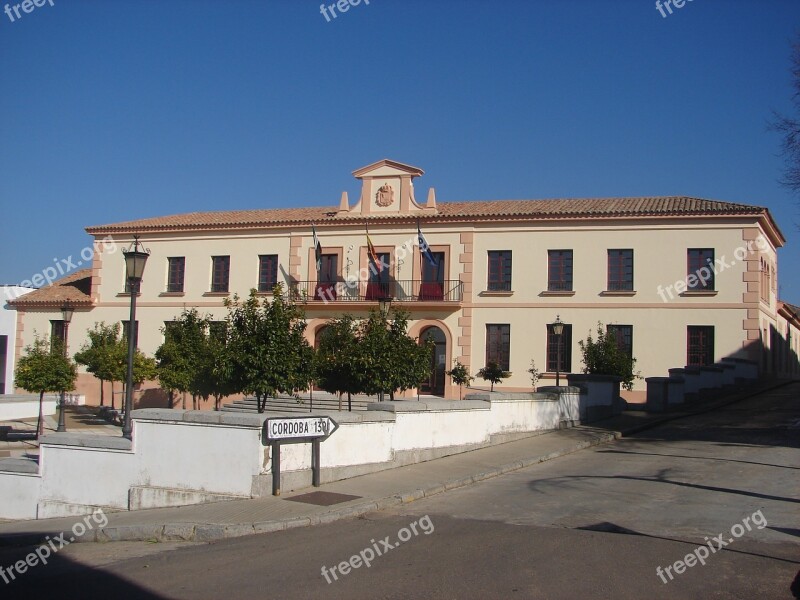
left=312, top=223, right=322, bottom=273
left=417, top=223, right=438, bottom=267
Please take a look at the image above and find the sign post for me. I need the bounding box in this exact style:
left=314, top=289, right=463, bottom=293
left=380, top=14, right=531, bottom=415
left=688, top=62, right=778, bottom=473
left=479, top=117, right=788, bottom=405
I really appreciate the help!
left=263, top=416, right=339, bottom=496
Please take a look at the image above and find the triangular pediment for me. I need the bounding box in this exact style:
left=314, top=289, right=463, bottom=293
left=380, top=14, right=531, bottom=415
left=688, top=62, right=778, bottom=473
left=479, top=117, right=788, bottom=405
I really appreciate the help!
left=338, top=159, right=436, bottom=217
left=352, top=159, right=425, bottom=179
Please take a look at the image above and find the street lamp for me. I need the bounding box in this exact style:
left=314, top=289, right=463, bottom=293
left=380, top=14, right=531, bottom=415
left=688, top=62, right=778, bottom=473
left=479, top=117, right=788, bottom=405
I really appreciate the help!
left=552, top=315, right=564, bottom=387
left=377, top=296, right=393, bottom=402
left=378, top=296, right=392, bottom=318
left=122, top=236, right=149, bottom=439
left=57, top=302, right=74, bottom=433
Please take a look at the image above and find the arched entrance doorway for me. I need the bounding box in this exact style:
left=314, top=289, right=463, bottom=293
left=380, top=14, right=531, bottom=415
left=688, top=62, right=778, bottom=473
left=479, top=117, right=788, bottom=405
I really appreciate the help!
left=420, top=326, right=447, bottom=396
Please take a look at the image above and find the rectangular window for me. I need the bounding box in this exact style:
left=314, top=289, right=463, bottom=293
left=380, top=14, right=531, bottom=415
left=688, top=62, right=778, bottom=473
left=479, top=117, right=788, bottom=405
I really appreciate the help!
left=258, top=255, right=279, bottom=292
left=548, top=250, right=573, bottom=292
left=607, top=249, right=633, bottom=291
left=687, top=249, right=715, bottom=291
left=167, top=257, right=185, bottom=293
left=422, top=252, right=445, bottom=284
left=485, top=324, right=510, bottom=371
left=546, top=323, right=572, bottom=372
left=209, top=321, right=227, bottom=342
left=319, top=254, right=338, bottom=284
left=488, top=251, right=512, bottom=291
left=211, top=256, right=230, bottom=293
left=123, top=278, right=141, bottom=295
left=315, top=254, right=339, bottom=301
left=420, top=251, right=445, bottom=301
left=121, top=320, right=139, bottom=348
left=366, top=252, right=391, bottom=300
left=50, top=320, right=65, bottom=353
left=163, top=321, right=180, bottom=342
left=687, top=326, right=714, bottom=366
left=607, top=324, right=633, bottom=359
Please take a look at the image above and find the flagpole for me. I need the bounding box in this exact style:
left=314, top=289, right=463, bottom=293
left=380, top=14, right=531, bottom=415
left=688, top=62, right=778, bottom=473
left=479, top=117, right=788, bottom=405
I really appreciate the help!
left=417, top=219, right=423, bottom=297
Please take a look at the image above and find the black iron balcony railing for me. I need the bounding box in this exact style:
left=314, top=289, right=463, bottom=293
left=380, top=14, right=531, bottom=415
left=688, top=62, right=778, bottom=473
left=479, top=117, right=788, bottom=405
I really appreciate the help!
left=289, top=280, right=463, bottom=303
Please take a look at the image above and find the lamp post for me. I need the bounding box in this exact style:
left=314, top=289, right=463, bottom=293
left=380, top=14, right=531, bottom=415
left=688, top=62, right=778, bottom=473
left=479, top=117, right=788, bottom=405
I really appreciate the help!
left=378, top=296, right=392, bottom=319
left=122, top=236, right=149, bottom=439
left=552, top=315, right=564, bottom=387
left=57, top=302, right=74, bottom=433
left=377, top=296, right=393, bottom=402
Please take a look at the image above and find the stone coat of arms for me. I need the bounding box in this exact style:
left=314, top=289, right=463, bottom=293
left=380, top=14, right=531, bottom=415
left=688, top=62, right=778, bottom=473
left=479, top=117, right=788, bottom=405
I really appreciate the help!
left=375, top=184, right=395, bottom=207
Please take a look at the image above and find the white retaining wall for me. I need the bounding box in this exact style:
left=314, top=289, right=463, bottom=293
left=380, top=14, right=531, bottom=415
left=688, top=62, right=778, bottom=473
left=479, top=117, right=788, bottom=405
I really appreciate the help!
left=0, top=392, right=561, bottom=520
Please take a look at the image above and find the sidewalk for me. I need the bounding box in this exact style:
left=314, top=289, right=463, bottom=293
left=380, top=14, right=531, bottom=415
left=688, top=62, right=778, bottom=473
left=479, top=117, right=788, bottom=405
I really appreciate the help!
left=0, top=379, right=791, bottom=546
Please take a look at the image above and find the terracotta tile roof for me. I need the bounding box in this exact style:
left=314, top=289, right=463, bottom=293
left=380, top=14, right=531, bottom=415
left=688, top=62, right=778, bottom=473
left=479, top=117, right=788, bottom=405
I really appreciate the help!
left=780, top=301, right=800, bottom=320
left=85, top=196, right=769, bottom=234
left=8, top=269, right=92, bottom=308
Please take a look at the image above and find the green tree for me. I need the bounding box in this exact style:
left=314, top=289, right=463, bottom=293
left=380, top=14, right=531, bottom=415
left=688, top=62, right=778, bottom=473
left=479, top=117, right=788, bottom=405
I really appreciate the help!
left=386, top=310, right=432, bottom=400
left=200, top=321, right=238, bottom=411
left=154, top=326, right=192, bottom=409
left=156, top=309, right=212, bottom=410
left=476, top=361, right=510, bottom=392
left=99, top=327, right=158, bottom=410
left=353, top=309, right=432, bottom=401
left=15, top=335, right=77, bottom=438
left=74, top=322, right=122, bottom=407
left=578, top=322, right=639, bottom=392
left=446, top=359, right=474, bottom=400
left=315, top=315, right=361, bottom=410
left=223, top=286, right=313, bottom=413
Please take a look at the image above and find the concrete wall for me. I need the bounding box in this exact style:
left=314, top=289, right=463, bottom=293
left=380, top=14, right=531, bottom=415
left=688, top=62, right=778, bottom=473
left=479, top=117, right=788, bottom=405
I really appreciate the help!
left=0, top=392, right=561, bottom=520
left=0, top=394, right=59, bottom=420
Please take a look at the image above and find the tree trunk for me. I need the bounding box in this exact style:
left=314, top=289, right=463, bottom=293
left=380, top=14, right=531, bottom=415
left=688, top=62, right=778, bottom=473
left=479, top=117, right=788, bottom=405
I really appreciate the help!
left=257, top=394, right=264, bottom=414
left=182, top=392, right=187, bottom=410
left=168, top=390, right=174, bottom=409
left=389, top=390, right=395, bottom=402
left=110, top=381, right=115, bottom=410
left=347, top=392, right=352, bottom=412
left=100, top=379, right=105, bottom=407
left=36, top=390, right=44, bottom=438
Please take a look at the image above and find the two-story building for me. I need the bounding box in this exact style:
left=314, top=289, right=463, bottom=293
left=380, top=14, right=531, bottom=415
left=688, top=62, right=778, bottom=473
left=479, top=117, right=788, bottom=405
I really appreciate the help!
left=9, top=159, right=796, bottom=405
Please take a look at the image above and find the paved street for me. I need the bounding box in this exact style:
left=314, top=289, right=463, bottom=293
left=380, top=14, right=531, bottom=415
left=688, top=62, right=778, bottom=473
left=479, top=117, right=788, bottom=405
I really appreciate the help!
left=1, top=384, right=798, bottom=599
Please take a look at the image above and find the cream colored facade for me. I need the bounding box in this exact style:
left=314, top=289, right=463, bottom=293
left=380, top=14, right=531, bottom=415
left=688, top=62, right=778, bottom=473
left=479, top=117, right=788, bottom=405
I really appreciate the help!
left=11, top=159, right=796, bottom=405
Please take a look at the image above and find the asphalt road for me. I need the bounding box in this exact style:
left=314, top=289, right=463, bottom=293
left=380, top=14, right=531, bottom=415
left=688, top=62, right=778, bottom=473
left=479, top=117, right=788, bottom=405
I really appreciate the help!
left=2, top=384, right=798, bottom=599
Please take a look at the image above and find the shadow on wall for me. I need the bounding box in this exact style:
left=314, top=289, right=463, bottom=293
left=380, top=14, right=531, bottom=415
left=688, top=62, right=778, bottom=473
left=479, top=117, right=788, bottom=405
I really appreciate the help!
left=764, top=322, right=800, bottom=379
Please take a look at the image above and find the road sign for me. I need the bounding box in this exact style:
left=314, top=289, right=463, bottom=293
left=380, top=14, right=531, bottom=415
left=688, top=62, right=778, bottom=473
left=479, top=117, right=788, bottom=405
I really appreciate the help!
left=264, top=416, right=338, bottom=441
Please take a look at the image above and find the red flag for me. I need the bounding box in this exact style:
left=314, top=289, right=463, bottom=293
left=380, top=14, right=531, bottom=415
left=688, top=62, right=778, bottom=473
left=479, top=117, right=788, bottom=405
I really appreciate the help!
left=367, top=233, right=382, bottom=273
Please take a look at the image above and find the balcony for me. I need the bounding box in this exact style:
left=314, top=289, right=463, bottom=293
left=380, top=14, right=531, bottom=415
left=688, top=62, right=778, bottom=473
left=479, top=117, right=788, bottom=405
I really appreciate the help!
left=289, top=280, right=463, bottom=303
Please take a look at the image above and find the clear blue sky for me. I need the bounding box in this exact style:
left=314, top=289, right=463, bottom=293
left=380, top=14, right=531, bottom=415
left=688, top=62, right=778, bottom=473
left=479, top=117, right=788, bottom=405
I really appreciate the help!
left=1, top=0, right=799, bottom=301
